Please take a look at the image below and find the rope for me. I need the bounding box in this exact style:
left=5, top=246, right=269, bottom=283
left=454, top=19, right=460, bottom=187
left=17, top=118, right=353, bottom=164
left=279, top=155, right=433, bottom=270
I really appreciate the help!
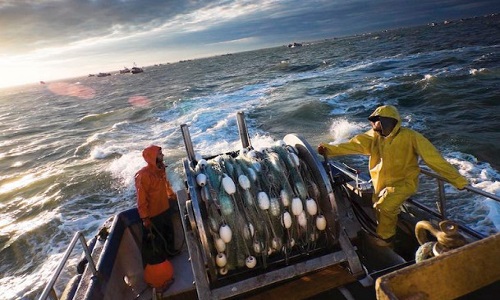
left=149, top=219, right=185, bottom=257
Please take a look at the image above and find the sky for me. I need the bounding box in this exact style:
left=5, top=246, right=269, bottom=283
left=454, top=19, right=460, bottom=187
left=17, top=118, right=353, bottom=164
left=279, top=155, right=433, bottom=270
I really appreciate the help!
left=0, top=0, right=499, bottom=89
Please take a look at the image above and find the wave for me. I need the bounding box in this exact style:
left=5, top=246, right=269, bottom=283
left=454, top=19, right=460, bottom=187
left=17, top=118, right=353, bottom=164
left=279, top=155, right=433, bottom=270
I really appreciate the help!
left=78, top=110, right=116, bottom=122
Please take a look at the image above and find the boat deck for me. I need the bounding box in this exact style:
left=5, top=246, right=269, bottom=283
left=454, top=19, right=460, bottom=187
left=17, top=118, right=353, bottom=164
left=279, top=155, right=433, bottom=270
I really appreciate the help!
left=164, top=249, right=360, bottom=300
left=151, top=209, right=363, bottom=300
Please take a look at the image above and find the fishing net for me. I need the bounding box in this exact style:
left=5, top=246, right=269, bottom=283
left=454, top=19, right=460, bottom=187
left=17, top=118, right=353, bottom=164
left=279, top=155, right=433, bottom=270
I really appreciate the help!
left=193, top=143, right=330, bottom=276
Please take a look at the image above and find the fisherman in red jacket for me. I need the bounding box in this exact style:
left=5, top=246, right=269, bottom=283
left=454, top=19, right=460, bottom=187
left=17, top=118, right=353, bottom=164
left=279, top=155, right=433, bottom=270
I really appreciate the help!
left=135, top=145, right=177, bottom=258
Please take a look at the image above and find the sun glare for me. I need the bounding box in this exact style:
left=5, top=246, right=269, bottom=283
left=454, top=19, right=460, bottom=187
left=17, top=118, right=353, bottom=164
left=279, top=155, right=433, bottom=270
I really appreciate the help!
left=0, top=55, right=51, bottom=89
left=47, top=82, right=96, bottom=99
left=0, top=54, right=97, bottom=99
left=0, top=43, right=92, bottom=89
left=0, top=64, right=35, bottom=89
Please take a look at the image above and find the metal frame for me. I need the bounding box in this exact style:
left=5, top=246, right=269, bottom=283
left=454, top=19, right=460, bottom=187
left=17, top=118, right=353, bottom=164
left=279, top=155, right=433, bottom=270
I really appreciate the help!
left=180, top=179, right=359, bottom=299
left=179, top=112, right=365, bottom=299
left=420, top=168, right=500, bottom=203
left=39, top=232, right=97, bottom=300
left=412, top=169, right=500, bottom=240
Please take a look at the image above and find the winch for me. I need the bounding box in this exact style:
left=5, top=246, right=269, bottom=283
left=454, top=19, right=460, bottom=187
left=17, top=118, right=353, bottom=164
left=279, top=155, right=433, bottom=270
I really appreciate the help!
left=179, top=112, right=364, bottom=299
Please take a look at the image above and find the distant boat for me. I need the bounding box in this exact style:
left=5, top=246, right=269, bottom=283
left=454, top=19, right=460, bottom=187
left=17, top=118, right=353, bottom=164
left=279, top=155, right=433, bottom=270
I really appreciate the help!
left=288, top=42, right=302, bottom=48
left=119, top=67, right=130, bottom=74
left=96, top=72, right=111, bottom=77
left=40, top=81, right=46, bottom=85
left=131, top=66, right=143, bottom=74
left=131, top=62, right=144, bottom=74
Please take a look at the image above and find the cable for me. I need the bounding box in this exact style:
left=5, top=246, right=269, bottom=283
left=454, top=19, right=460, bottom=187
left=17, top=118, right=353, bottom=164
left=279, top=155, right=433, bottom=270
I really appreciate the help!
left=150, top=218, right=186, bottom=257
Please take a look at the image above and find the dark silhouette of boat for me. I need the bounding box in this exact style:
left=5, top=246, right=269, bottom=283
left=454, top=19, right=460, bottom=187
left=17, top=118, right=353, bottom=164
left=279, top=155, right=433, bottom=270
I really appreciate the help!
left=96, top=72, right=111, bottom=77
left=288, top=42, right=303, bottom=48
left=131, top=67, right=143, bottom=74
left=131, top=62, right=144, bottom=74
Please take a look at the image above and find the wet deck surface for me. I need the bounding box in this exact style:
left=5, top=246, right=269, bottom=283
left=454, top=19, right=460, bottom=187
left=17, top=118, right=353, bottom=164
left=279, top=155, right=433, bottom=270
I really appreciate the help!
left=166, top=266, right=362, bottom=300
left=162, top=208, right=197, bottom=299
left=162, top=227, right=362, bottom=299
left=243, top=264, right=358, bottom=300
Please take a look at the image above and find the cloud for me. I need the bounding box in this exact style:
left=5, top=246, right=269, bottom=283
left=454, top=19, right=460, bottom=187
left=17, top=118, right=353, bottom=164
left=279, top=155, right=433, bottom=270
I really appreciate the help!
left=2, top=0, right=499, bottom=57
left=0, top=0, right=197, bottom=54
left=0, top=0, right=499, bottom=87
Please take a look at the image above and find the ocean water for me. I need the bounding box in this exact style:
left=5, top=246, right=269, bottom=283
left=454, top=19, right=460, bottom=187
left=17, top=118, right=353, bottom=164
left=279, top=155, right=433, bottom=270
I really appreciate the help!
left=1, top=14, right=499, bottom=299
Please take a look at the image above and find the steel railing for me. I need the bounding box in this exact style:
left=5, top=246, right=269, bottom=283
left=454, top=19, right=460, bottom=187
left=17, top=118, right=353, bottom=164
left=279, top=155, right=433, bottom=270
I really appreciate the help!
left=38, top=231, right=98, bottom=300
left=420, top=168, right=500, bottom=202
left=415, top=169, right=500, bottom=239
left=328, top=159, right=499, bottom=239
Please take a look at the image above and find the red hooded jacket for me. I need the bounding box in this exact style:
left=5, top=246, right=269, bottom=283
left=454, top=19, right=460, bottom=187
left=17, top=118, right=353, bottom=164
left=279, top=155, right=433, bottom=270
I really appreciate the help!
left=135, top=145, right=176, bottom=219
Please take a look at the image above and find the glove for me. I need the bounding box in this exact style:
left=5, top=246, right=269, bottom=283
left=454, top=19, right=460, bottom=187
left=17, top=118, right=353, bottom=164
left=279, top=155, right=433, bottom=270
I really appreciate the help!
left=456, top=181, right=468, bottom=191
left=142, top=217, right=152, bottom=229
left=373, top=187, right=388, bottom=209
left=317, top=144, right=327, bottom=156
left=373, top=187, right=391, bottom=208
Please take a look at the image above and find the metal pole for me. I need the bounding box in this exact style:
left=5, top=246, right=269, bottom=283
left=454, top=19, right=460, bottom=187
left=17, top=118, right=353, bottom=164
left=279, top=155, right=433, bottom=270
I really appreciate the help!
left=437, top=180, right=447, bottom=219
left=420, top=169, right=500, bottom=203
left=465, top=185, right=500, bottom=202
left=180, top=124, right=196, bottom=162
left=236, top=111, right=251, bottom=149
left=79, top=234, right=98, bottom=276
left=39, top=232, right=88, bottom=300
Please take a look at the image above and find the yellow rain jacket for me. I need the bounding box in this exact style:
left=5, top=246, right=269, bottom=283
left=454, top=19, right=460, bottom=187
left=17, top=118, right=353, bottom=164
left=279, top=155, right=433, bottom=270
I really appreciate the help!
left=135, top=145, right=177, bottom=219
left=320, top=105, right=468, bottom=239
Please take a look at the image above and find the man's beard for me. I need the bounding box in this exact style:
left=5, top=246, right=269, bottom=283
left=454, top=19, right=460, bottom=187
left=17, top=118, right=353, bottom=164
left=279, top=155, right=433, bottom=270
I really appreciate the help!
left=156, top=158, right=165, bottom=168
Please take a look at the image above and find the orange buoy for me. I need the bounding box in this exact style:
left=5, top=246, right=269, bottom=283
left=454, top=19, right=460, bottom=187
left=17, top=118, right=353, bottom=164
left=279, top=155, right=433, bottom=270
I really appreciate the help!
left=144, top=260, right=174, bottom=290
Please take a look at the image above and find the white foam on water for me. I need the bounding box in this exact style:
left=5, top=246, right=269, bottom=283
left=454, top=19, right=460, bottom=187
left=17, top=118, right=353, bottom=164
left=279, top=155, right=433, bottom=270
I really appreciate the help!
left=0, top=204, right=59, bottom=248
left=1, top=270, right=57, bottom=300
left=404, top=115, right=429, bottom=132
left=0, top=168, right=64, bottom=233
left=328, top=118, right=367, bottom=144
left=447, top=153, right=500, bottom=232
left=469, top=68, right=488, bottom=75
left=90, top=146, right=118, bottom=159
left=107, top=150, right=146, bottom=191
left=249, top=133, right=277, bottom=152
left=99, top=80, right=281, bottom=201
left=0, top=210, right=65, bottom=299
left=485, top=197, right=500, bottom=231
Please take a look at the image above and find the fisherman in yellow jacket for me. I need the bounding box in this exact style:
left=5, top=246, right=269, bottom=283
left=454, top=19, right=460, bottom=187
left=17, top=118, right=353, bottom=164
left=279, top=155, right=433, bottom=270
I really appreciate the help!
left=318, top=105, right=468, bottom=246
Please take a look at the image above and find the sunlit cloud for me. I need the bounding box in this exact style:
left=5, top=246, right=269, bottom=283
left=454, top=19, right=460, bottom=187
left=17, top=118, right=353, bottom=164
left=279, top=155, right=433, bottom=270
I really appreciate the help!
left=177, top=1, right=263, bottom=31
left=208, top=36, right=260, bottom=47
left=0, top=0, right=498, bottom=88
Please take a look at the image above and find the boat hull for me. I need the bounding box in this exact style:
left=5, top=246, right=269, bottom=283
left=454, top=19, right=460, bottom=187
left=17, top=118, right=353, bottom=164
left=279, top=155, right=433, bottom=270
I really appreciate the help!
left=376, top=232, right=500, bottom=299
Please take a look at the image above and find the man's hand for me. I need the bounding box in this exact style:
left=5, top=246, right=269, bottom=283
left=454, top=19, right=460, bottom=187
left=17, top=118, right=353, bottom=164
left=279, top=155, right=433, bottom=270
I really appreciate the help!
left=142, top=218, right=152, bottom=229
left=317, top=144, right=327, bottom=156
